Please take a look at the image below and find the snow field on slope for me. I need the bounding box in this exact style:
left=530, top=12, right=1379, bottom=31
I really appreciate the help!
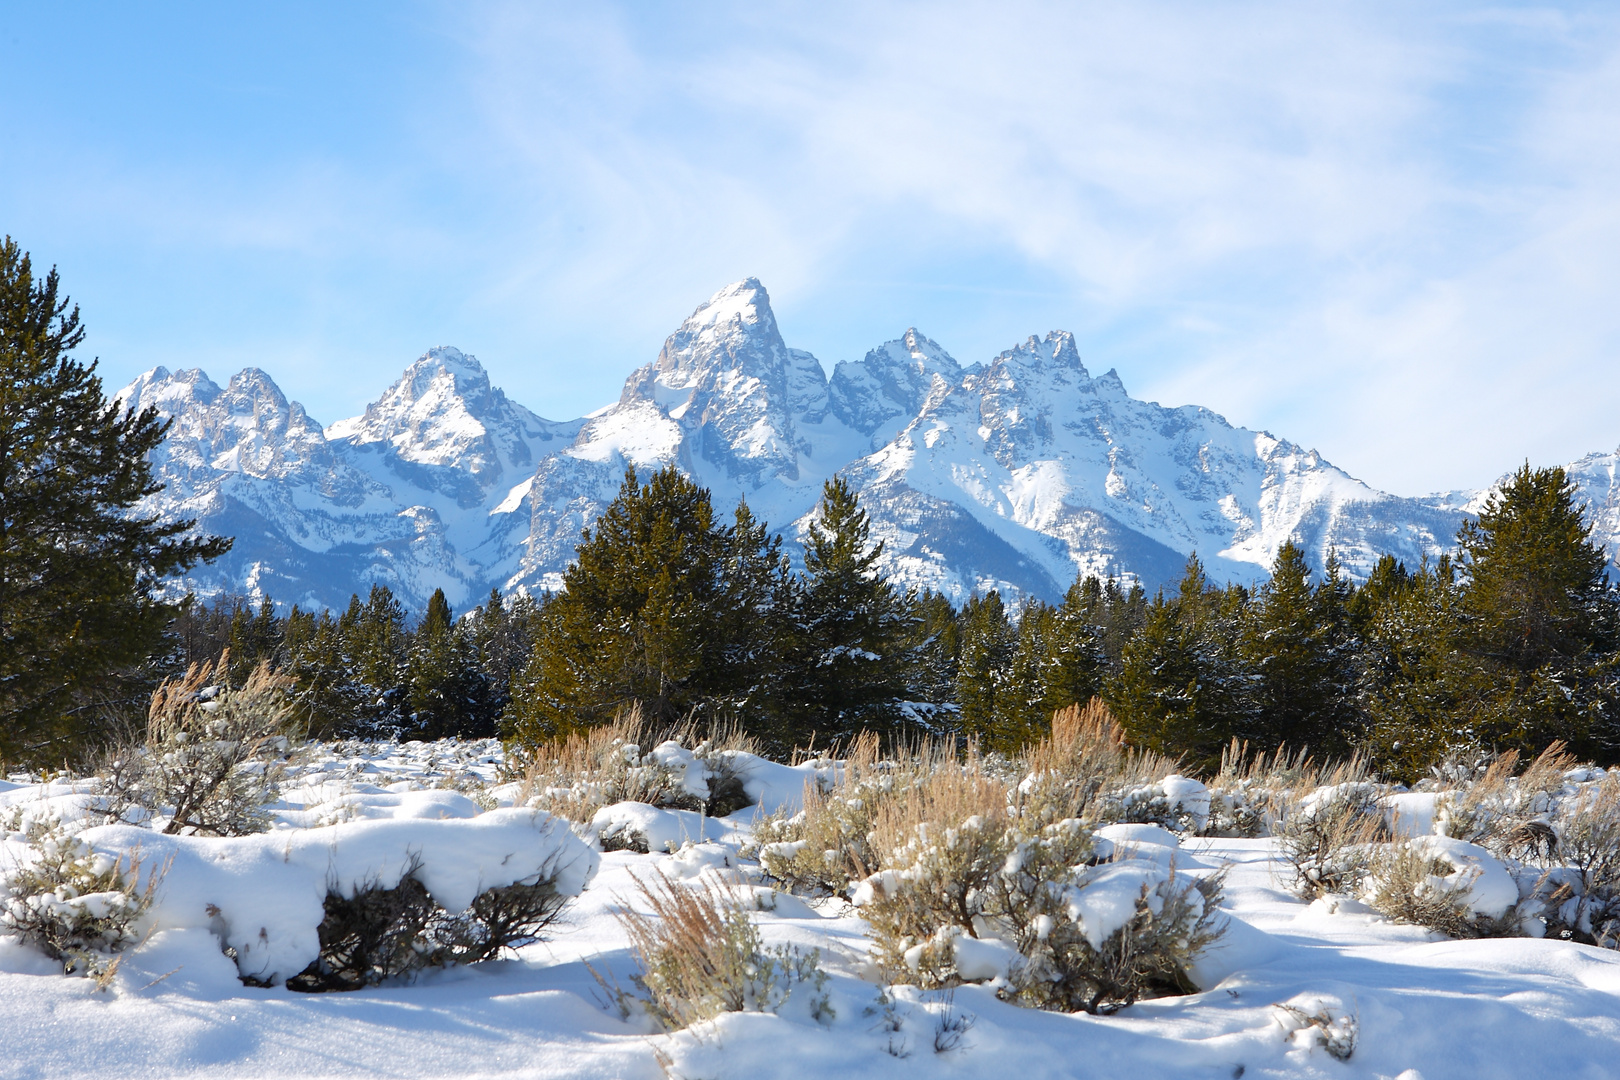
left=4, top=741, right=1620, bottom=1079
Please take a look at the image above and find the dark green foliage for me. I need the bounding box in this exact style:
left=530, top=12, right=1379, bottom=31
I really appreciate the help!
left=789, top=476, right=913, bottom=744
left=904, top=589, right=962, bottom=706
left=506, top=467, right=793, bottom=746
left=1110, top=556, right=1249, bottom=769
left=956, top=591, right=1015, bottom=746
left=1453, top=466, right=1619, bottom=759
left=0, top=239, right=230, bottom=764
left=404, top=589, right=497, bottom=740
left=1242, top=543, right=1362, bottom=757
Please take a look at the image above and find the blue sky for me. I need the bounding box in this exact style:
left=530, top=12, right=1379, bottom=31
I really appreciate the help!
left=2, top=1, right=1617, bottom=495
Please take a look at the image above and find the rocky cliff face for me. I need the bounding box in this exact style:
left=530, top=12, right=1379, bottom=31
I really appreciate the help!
left=127, top=279, right=1598, bottom=613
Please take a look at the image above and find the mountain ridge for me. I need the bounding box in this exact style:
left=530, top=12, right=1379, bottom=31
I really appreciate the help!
left=117, top=280, right=1620, bottom=613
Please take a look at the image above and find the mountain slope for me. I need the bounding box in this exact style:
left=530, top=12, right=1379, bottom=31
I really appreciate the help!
left=119, top=349, right=578, bottom=612
left=118, top=278, right=1555, bottom=612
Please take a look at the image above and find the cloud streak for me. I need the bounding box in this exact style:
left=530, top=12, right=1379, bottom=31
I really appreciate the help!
left=4, top=1, right=1618, bottom=495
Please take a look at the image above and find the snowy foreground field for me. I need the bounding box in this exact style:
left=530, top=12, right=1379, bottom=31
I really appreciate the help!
left=5, top=738, right=1620, bottom=1080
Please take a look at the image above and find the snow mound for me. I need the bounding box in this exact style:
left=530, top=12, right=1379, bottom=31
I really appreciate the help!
left=76, top=808, right=598, bottom=985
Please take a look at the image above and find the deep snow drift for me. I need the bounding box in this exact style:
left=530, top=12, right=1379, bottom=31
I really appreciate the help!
left=4, top=740, right=1620, bottom=1080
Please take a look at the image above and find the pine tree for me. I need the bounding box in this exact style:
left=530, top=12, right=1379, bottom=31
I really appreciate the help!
left=405, top=588, right=494, bottom=740
left=1454, top=464, right=1619, bottom=757
left=904, top=589, right=961, bottom=706
left=995, top=599, right=1062, bottom=750
left=1043, top=576, right=1110, bottom=712
left=1361, top=555, right=1470, bottom=779
left=790, top=477, right=912, bottom=743
left=715, top=499, right=797, bottom=745
left=955, top=590, right=1014, bottom=745
left=1242, top=541, right=1361, bottom=756
left=1110, top=556, right=1248, bottom=766
left=0, top=238, right=230, bottom=763
left=506, top=467, right=741, bottom=742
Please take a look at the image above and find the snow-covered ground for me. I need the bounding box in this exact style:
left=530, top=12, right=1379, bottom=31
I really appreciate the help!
left=5, top=741, right=1620, bottom=1080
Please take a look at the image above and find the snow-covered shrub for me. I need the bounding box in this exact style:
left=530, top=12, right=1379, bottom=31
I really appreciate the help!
left=1016, top=700, right=1177, bottom=830
left=284, top=860, right=574, bottom=991
left=855, top=760, right=1225, bottom=1015
left=609, top=871, right=830, bottom=1030
left=1526, top=773, right=1620, bottom=945
left=686, top=720, right=765, bottom=817
left=1005, top=860, right=1226, bottom=1015
left=1277, top=760, right=1387, bottom=900
left=1366, top=836, right=1521, bottom=938
left=1274, top=996, right=1358, bottom=1061
left=755, top=733, right=937, bottom=897
left=1204, top=740, right=1315, bottom=837
left=1106, top=774, right=1212, bottom=835
left=102, top=655, right=300, bottom=836
left=516, top=706, right=757, bottom=823
left=0, top=816, right=160, bottom=976
left=1430, top=744, right=1574, bottom=857
left=857, top=764, right=1025, bottom=985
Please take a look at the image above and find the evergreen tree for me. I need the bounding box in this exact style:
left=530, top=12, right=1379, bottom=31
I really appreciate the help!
left=0, top=238, right=230, bottom=763
left=506, top=467, right=753, bottom=742
left=469, top=588, right=537, bottom=725
left=955, top=590, right=1015, bottom=745
left=1110, top=556, right=1248, bottom=766
left=1043, top=576, right=1110, bottom=711
left=1243, top=542, right=1361, bottom=756
left=405, top=588, right=494, bottom=739
left=996, top=599, right=1063, bottom=749
left=790, top=477, right=912, bottom=743
left=1454, top=464, right=1620, bottom=757
left=904, top=589, right=962, bottom=707
left=716, top=500, right=797, bottom=745
left=1361, top=555, right=1470, bottom=779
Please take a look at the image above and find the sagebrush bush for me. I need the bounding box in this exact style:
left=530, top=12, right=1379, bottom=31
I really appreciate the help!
left=285, top=860, right=575, bottom=992
left=1204, top=740, right=1315, bottom=838
left=1276, top=759, right=1386, bottom=900
left=1431, top=744, right=1574, bottom=857
left=755, top=733, right=943, bottom=898
left=1018, top=700, right=1177, bottom=830
left=0, top=816, right=160, bottom=977
left=1532, top=774, right=1620, bottom=945
left=102, top=653, right=301, bottom=836
left=1365, top=840, right=1516, bottom=939
left=1005, top=864, right=1226, bottom=1015
left=859, top=762, right=1023, bottom=984
left=854, top=752, right=1225, bottom=1014
left=515, top=706, right=761, bottom=823
left=608, top=872, right=830, bottom=1030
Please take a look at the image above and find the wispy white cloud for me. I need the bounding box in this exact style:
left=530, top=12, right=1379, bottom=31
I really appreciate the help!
left=6, top=1, right=1618, bottom=494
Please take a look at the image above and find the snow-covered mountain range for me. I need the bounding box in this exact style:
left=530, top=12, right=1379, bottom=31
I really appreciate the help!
left=116, top=279, right=1620, bottom=613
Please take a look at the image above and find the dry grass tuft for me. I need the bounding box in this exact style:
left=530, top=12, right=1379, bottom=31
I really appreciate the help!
left=607, top=871, right=829, bottom=1030
left=515, top=705, right=701, bottom=822
left=1205, top=740, right=1316, bottom=837
left=102, top=652, right=300, bottom=836
left=1275, top=755, right=1387, bottom=900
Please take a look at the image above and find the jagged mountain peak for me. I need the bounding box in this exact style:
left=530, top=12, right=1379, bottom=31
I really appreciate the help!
left=633, top=277, right=789, bottom=397
left=116, top=365, right=222, bottom=412
left=992, top=330, right=1088, bottom=378
left=326, top=346, right=558, bottom=487
left=831, top=328, right=961, bottom=443
left=133, top=279, right=1620, bottom=617
left=609, top=278, right=830, bottom=489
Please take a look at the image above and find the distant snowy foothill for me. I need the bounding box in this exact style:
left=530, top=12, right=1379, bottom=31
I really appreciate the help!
left=117, top=279, right=1620, bottom=613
